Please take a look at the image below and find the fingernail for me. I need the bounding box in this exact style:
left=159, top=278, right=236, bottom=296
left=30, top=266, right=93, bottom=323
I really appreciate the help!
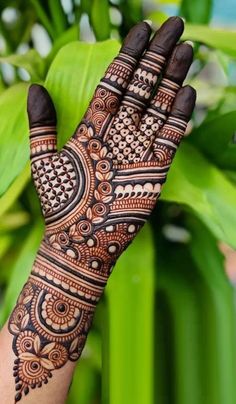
left=143, top=19, right=152, bottom=27
left=184, top=40, right=194, bottom=47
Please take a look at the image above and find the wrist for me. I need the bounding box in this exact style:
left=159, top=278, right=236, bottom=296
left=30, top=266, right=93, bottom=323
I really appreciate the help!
left=32, top=238, right=108, bottom=308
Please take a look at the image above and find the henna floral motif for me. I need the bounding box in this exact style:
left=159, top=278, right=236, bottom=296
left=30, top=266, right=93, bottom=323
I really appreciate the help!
left=8, top=18, right=196, bottom=402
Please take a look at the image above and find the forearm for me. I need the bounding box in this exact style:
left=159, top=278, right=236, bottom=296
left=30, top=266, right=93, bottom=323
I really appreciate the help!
left=0, top=324, right=76, bottom=404
left=0, top=239, right=104, bottom=403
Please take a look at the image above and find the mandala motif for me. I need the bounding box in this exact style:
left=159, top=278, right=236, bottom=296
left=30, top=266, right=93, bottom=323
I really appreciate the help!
left=9, top=21, right=193, bottom=402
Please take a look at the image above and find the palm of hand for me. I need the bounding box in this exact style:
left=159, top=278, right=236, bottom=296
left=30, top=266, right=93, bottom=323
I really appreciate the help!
left=30, top=19, right=192, bottom=277
left=7, top=18, right=196, bottom=403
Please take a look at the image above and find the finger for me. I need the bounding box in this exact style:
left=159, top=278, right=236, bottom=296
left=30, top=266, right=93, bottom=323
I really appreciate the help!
left=152, top=85, right=196, bottom=166
left=120, top=17, right=184, bottom=124
left=107, top=43, right=193, bottom=165
left=75, top=21, right=151, bottom=138
left=27, top=84, right=57, bottom=162
left=137, top=42, right=193, bottom=162
left=147, top=42, right=193, bottom=121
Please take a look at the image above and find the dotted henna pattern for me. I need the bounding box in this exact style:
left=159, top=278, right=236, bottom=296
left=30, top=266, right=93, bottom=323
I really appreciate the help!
left=8, top=18, right=195, bottom=402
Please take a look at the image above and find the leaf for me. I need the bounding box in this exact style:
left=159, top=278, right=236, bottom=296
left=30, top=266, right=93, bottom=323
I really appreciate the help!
left=190, top=111, right=236, bottom=170
left=95, top=172, right=104, bottom=181
left=9, top=323, right=20, bottom=334
left=0, top=223, right=43, bottom=326
left=104, top=224, right=155, bottom=404
left=92, top=217, right=103, bottom=224
left=0, top=164, right=30, bottom=216
left=70, top=352, right=79, bottom=361
left=154, top=214, right=236, bottom=404
left=0, top=49, right=45, bottom=81
left=21, top=313, right=29, bottom=329
left=186, top=216, right=236, bottom=401
left=19, top=352, right=37, bottom=361
left=41, top=342, right=56, bottom=356
left=22, top=295, right=33, bottom=304
left=46, top=25, right=79, bottom=67
left=161, top=143, right=236, bottom=248
left=0, top=83, right=29, bottom=196
left=182, top=24, right=236, bottom=58
left=34, top=335, right=41, bottom=354
left=91, top=0, right=110, bottom=41
left=0, top=235, right=11, bottom=260
left=40, top=358, right=55, bottom=370
left=70, top=337, right=79, bottom=353
left=180, top=0, right=212, bottom=24
left=44, top=40, right=120, bottom=148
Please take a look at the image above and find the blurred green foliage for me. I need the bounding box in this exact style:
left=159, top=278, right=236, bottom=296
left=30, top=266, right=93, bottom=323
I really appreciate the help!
left=1, top=0, right=236, bottom=403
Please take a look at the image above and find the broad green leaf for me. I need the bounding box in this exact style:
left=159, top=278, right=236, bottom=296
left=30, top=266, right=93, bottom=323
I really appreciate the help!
left=0, top=83, right=29, bottom=196
left=0, top=49, right=45, bottom=81
left=104, top=224, right=154, bottom=404
left=180, top=0, right=212, bottom=24
left=48, top=0, right=68, bottom=36
left=154, top=216, right=236, bottom=404
left=182, top=24, right=236, bottom=58
left=0, top=235, right=11, bottom=260
left=162, top=143, right=236, bottom=248
left=146, top=11, right=169, bottom=25
left=0, top=211, right=29, bottom=231
left=45, top=40, right=120, bottom=148
left=67, top=358, right=99, bottom=404
left=190, top=111, right=236, bottom=170
left=0, top=223, right=43, bottom=325
left=0, top=164, right=30, bottom=216
left=187, top=216, right=236, bottom=404
left=91, top=0, right=110, bottom=41
left=46, top=26, right=79, bottom=67
left=152, top=0, right=180, bottom=4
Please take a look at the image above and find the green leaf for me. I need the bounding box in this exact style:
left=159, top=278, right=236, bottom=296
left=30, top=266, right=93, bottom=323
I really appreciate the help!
left=161, top=143, right=236, bottom=248
left=46, top=26, right=79, bottom=67
left=190, top=111, right=236, bottom=170
left=154, top=216, right=236, bottom=404
left=0, top=235, right=12, bottom=261
left=0, top=164, right=30, bottom=216
left=91, top=0, right=110, bottom=41
left=48, top=0, right=68, bottom=36
left=0, top=223, right=43, bottom=325
left=104, top=224, right=155, bottom=404
left=182, top=24, right=236, bottom=57
left=0, top=83, right=29, bottom=196
left=0, top=49, right=45, bottom=81
left=187, top=216, right=236, bottom=404
left=45, top=40, right=120, bottom=148
left=180, top=0, right=212, bottom=24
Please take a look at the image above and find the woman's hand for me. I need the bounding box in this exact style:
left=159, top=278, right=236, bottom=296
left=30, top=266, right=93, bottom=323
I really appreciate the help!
left=7, top=17, right=196, bottom=402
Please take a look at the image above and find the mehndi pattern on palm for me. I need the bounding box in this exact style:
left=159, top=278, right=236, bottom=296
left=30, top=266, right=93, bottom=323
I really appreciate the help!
left=8, top=17, right=196, bottom=402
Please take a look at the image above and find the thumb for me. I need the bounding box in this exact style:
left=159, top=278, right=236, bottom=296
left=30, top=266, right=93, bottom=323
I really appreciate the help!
left=27, top=84, right=57, bottom=162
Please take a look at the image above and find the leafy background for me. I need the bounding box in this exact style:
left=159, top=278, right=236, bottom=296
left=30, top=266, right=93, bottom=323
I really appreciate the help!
left=1, top=0, right=236, bottom=403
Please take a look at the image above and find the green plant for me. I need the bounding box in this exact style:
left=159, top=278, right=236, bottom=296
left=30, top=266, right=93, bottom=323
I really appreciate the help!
left=1, top=1, right=236, bottom=403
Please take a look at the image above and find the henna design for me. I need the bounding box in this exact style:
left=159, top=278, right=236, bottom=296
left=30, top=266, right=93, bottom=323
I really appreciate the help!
left=8, top=18, right=196, bottom=402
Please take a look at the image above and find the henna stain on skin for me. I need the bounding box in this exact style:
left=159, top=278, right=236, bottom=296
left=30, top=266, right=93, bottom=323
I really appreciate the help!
left=8, top=17, right=196, bottom=402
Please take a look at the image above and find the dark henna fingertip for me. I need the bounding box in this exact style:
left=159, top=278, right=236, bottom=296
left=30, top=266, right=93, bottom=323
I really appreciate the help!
left=149, top=16, right=184, bottom=56
left=164, top=43, right=193, bottom=84
left=121, top=21, right=152, bottom=57
left=171, top=85, right=196, bottom=120
left=27, top=84, right=57, bottom=128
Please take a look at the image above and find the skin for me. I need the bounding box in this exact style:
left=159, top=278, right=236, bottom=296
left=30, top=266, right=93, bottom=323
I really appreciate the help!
left=0, top=17, right=196, bottom=404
